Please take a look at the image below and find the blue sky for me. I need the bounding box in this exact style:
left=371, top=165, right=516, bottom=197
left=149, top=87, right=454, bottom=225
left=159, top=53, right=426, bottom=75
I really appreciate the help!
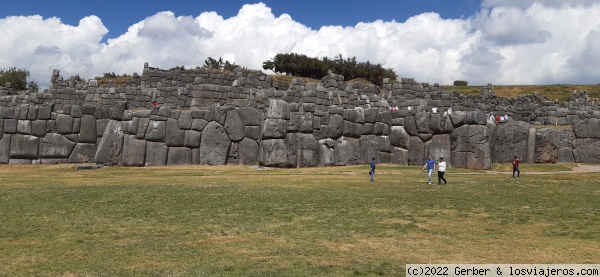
left=1, top=1, right=599, bottom=88
left=4, top=0, right=481, bottom=41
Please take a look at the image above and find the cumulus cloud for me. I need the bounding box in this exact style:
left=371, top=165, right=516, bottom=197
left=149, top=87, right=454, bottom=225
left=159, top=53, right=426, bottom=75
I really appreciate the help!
left=1, top=1, right=600, bottom=89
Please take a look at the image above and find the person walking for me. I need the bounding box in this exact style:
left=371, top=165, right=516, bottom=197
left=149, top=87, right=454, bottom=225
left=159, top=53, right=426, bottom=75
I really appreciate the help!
left=369, top=157, right=376, bottom=182
left=438, top=157, right=447, bottom=185
left=513, top=156, right=521, bottom=178
left=422, top=155, right=436, bottom=184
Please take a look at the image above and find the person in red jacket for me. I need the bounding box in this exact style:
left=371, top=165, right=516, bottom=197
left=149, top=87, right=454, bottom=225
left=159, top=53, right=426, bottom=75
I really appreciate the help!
left=513, top=156, right=520, bottom=178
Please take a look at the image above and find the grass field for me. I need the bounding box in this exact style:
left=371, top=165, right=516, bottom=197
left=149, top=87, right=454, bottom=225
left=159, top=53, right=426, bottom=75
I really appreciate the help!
left=1, top=164, right=599, bottom=276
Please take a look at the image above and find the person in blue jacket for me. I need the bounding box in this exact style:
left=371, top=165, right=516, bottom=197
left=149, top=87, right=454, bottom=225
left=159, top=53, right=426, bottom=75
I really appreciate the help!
left=421, top=155, right=436, bottom=184
left=369, top=157, right=376, bottom=182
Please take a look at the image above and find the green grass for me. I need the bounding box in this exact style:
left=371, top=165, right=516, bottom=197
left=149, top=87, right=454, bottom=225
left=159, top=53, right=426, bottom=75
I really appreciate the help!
left=1, top=164, right=599, bottom=276
left=450, top=84, right=600, bottom=102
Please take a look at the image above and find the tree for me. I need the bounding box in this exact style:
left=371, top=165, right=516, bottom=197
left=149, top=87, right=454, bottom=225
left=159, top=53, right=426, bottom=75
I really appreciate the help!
left=0, top=67, right=39, bottom=93
left=263, top=53, right=397, bottom=86
left=453, top=80, right=468, bottom=86
left=203, top=57, right=239, bottom=71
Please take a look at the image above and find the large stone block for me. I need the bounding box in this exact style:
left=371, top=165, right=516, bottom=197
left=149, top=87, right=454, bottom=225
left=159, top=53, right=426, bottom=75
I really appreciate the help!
left=178, top=111, right=192, bottom=130
left=37, top=104, right=53, bottom=120
left=260, top=139, right=288, bottom=167
left=587, top=118, right=600, bottom=139
left=573, top=122, right=588, bottom=138
left=403, top=115, right=417, bottom=136
left=391, top=147, right=409, bottom=165
left=572, top=138, right=600, bottom=164
left=95, top=120, right=124, bottom=166
left=342, top=120, right=360, bottom=137
left=300, top=113, right=313, bottom=133
left=31, top=120, right=47, bottom=137
left=295, top=133, right=318, bottom=167
left=224, top=110, right=245, bottom=142
left=10, top=134, right=39, bottom=159
left=557, top=147, right=575, bottom=163
left=266, top=99, right=289, bottom=119
left=3, top=119, right=17, bottom=134
left=121, top=117, right=139, bottom=136
left=39, top=133, right=76, bottom=158
left=364, top=108, right=378, bottom=123
left=238, top=107, right=261, bottom=126
left=377, top=136, right=391, bottom=153
left=56, top=114, right=74, bottom=134
left=77, top=115, right=97, bottom=143
left=145, top=141, right=168, bottom=166
left=17, top=120, right=32, bottom=135
left=328, top=114, right=344, bottom=139
left=191, top=118, right=209, bottom=132
left=68, top=143, right=96, bottom=163
left=238, top=137, right=259, bottom=165
left=136, top=118, right=149, bottom=139
left=167, top=147, right=192, bottom=165
left=318, top=138, right=335, bottom=166
left=449, top=111, right=466, bottom=127
left=415, top=112, right=431, bottom=134
left=262, top=118, right=287, bottom=139
left=389, top=126, right=410, bottom=149
left=408, top=136, right=424, bottom=165
left=120, top=135, right=146, bottom=166
left=424, top=134, right=451, bottom=167
left=245, top=126, right=261, bottom=140
left=199, top=121, right=231, bottom=165
left=0, top=134, right=11, bottom=163
left=535, top=128, right=560, bottom=163
left=354, top=107, right=365, bottom=123
left=110, top=101, right=128, bottom=120
left=145, top=120, right=166, bottom=142
left=335, top=136, right=360, bottom=165
left=451, top=125, right=491, bottom=169
left=165, top=118, right=185, bottom=147
left=492, top=121, right=529, bottom=163
left=466, top=111, right=487, bottom=125
left=184, top=130, right=201, bottom=148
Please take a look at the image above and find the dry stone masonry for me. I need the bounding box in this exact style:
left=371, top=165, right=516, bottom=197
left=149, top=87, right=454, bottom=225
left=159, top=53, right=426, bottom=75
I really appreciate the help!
left=1, top=63, right=600, bottom=169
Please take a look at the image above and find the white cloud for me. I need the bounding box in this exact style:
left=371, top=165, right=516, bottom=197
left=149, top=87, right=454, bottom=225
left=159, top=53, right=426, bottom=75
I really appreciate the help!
left=1, top=1, right=600, bottom=89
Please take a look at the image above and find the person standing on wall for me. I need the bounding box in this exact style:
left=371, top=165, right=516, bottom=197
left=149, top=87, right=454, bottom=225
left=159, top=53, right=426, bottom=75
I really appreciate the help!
left=422, top=155, right=436, bottom=185
left=370, top=157, right=376, bottom=182
left=513, top=156, right=521, bottom=178
left=437, top=157, right=447, bottom=185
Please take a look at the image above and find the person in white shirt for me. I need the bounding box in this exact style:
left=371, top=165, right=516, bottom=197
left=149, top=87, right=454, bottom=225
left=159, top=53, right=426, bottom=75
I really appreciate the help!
left=438, top=157, right=447, bottom=185
left=432, top=107, right=438, bottom=113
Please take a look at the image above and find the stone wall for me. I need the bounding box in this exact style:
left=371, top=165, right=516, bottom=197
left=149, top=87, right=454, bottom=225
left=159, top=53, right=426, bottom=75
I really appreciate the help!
left=1, top=64, right=599, bottom=168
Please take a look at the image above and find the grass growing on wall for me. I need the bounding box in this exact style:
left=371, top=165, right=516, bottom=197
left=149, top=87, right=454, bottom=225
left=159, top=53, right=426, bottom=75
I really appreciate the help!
left=1, top=164, right=599, bottom=276
left=450, top=84, right=600, bottom=102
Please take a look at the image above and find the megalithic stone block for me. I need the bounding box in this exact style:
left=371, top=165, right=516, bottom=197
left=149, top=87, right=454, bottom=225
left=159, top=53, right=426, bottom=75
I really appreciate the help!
left=199, top=121, right=231, bottom=165
left=120, top=135, right=146, bottom=166
left=95, top=120, right=124, bottom=166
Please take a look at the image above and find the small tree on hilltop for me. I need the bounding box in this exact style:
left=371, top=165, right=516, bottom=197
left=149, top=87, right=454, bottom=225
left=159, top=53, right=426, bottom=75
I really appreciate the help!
left=453, top=80, right=468, bottom=86
left=0, top=67, right=39, bottom=93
